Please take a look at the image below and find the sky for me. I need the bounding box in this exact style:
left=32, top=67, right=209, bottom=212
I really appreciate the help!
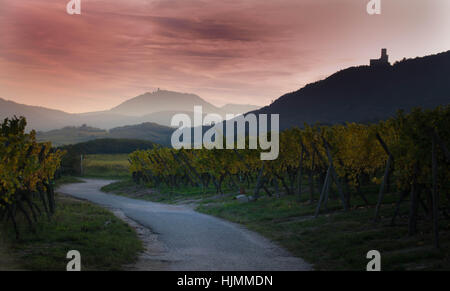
left=0, top=0, right=449, bottom=113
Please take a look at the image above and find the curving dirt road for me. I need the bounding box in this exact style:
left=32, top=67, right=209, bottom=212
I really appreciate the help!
left=58, top=179, right=312, bottom=271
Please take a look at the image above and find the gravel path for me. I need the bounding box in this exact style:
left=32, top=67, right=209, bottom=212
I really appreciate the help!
left=58, top=179, right=312, bottom=271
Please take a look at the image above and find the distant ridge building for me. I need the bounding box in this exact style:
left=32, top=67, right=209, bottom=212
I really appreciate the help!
left=370, top=49, right=390, bottom=67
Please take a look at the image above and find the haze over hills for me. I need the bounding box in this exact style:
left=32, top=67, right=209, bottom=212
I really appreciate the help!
left=0, top=98, right=74, bottom=131
left=5, top=89, right=257, bottom=146
left=0, top=90, right=260, bottom=131
left=110, top=90, right=260, bottom=116
left=251, top=50, right=450, bottom=130
left=36, top=123, right=173, bottom=146
left=109, top=90, right=260, bottom=126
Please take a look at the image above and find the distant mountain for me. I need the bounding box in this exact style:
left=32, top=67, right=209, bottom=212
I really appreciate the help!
left=74, top=111, right=144, bottom=129
left=37, top=123, right=173, bottom=146
left=0, top=90, right=259, bottom=130
left=109, top=90, right=260, bottom=126
left=141, top=110, right=205, bottom=128
left=110, top=90, right=221, bottom=116
left=0, top=98, right=74, bottom=131
left=0, top=98, right=144, bottom=131
left=253, top=50, right=450, bottom=129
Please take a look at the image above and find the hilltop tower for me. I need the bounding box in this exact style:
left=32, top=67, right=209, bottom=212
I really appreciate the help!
left=370, top=49, right=390, bottom=67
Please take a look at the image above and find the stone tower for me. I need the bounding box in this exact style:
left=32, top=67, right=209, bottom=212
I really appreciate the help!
left=370, top=49, right=390, bottom=67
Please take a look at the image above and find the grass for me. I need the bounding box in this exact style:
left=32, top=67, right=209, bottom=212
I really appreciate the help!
left=197, top=193, right=450, bottom=270
left=0, top=234, right=21, bottom=270
left=0, top=192, right=143, bottom=271
left=101, top=178, right=229, bottom=204
left=82, top=153, right=450, bottom=270
left=103, top=177, right=450, bottom=270
left=82, top=154, right=130, bottom=179
left=54, top=176, right=84, bottom=188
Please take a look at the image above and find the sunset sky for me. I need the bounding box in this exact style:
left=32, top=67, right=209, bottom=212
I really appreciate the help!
left=1, top=0, right=449, bottom=113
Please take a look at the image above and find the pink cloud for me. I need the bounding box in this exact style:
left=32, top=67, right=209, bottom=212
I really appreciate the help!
left=0, top=0, right=449, bottom=112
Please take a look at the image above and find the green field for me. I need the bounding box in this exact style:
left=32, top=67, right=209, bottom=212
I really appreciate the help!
left=82, top=154, right=130, bottom=178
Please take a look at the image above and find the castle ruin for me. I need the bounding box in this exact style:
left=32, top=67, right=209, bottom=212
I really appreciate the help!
left=370, top=48, right=391, bottom=67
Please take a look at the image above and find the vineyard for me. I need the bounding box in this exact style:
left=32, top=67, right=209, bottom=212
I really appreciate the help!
left=129, top=106, right=450, bottom=247
left=0, top=117, right=64, bottom=238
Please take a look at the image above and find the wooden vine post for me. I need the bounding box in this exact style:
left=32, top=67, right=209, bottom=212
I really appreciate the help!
left=374, top=133, right=394, bottom=222
left=408, top=163, right=420, bottom=236
left=297, top=145, right=305, bottom=201
left=297, top=138, right=313, bottom=202
left=430, top=129, right=450, bottom=248
left=314, top=164, right=331, bottom=217
left=254, top=161, right=265, bottom=200
left=80, top=154, right=84, bottom=176
left=314, top=138, right=348, bottom=217
left=431, top=132, right=439, bottom=248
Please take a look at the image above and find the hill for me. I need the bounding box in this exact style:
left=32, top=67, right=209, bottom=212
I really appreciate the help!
left=253, top=50, right=450, bottom=129
left=110, top=89, right=220, bottom=116
left=37, top=122, right=173, bottom=146
left=36, top=125, right=109, bottom=146
left=0, top=98, right=75, bottom=131
left=108, top=122, right=173, bottom=145
left=59, top=138, right=156, bottom=155
left=0, top=90, right=259, bottom=130
left=0, top=98, right=146, bottom=131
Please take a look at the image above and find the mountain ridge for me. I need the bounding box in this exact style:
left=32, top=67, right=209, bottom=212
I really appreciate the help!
left=0, top=91, right=260, bottom=130
left=109, top=90, right=221, bottom=116
left=6, top=50, right=450, bottom=145
left=252, top=50, right=450, bottom=129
